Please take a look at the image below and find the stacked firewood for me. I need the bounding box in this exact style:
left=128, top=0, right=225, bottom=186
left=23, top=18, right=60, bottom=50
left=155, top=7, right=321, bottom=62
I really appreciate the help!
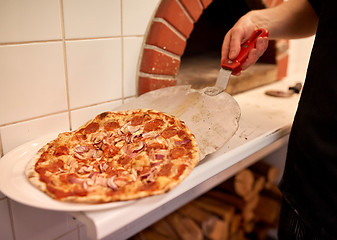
left=131, top=161, right=282, bottom=240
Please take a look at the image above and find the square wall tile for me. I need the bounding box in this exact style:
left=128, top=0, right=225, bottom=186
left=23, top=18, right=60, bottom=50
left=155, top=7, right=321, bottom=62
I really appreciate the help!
left=10, top=200, right=79, bottom=240
left=66, top=38, right=122, bottom=109
left=63, top=0, right=121, bottom=39
left=288, top=37, right=315, bottom=76
left=70, top=100, right=122, bottom=130
left=1, top=113, right=70, bottom=154
left=0, top=199, right=14, bottom=240
left=122, top=0, right=160, bottom=36
left=0, top=42, right=68, bottom=125
left=123, top=37, right=144, bottom=97
left=0, top=0, right=62, bottom=43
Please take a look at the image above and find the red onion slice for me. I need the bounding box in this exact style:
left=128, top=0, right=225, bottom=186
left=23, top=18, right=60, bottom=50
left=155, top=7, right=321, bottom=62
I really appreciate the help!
left=175, top=139, right=191, bottom=146
left=74, top=145, right=89, bottom=153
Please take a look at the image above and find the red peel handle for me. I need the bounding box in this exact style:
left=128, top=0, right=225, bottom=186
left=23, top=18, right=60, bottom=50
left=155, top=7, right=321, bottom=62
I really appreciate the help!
left=221, top=28, right=269, bottom=74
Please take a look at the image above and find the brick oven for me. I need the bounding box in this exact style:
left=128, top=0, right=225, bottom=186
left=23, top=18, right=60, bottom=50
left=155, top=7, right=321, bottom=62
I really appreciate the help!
left=137, top=0, right=288, bottom=95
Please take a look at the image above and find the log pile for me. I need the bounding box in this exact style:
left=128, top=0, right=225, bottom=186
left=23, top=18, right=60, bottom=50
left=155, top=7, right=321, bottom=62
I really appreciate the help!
left=131, top=161, right=282, bottom=240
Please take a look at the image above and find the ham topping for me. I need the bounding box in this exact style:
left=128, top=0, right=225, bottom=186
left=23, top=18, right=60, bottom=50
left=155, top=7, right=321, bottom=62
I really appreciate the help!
left=54, top=146, right=69, bottom=156
left=144, top=119, right=164, bottom=132
left=161, top=128, right=177, bottom=139
left=104, top=121, right=120, bottom=131
left=170, top=147, right=186, bottom=159
left=82, top=122, right=99, bottom=134
left=130, top=115, right=144, bottom=126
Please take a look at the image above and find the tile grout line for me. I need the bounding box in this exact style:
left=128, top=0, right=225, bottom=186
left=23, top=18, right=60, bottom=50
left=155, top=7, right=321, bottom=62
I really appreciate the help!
left=120, top=0, right=125, bottom=104
left=0, top=35, right=144, bottom=47
left=0, top=98, right=130, bottom=129
left=59, top=0, right=72, bottom=131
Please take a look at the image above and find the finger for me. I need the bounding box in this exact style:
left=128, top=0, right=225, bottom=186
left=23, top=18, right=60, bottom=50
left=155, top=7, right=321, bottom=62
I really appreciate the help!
left=241, top=49, right=259, bottom=70
left=221, top=32, right=232, bottom=62
left=241, top=37, right=269, bottom=70
left=255, top=36, right=269, bottom=58
left=228, top=28, right=245, bottom=59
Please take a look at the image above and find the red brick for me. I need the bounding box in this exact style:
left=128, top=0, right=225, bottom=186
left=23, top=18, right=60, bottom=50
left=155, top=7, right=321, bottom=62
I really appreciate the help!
left=146, top=21, right=186, bottom=56
left=138, top=76, right=176, bottom=95
left=180, top=0, right=203, bottom=22
left=155, top=0, right=194, bottom=38
left=200, top=0, right=212, bottom=9
left=277, top=54, right=288, bottom=80
left=140, top=48, right=180, bottom=76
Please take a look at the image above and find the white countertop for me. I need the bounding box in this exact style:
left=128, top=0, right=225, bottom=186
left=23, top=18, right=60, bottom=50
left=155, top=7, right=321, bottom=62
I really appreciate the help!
left=72, top=75, right=304, bottom=240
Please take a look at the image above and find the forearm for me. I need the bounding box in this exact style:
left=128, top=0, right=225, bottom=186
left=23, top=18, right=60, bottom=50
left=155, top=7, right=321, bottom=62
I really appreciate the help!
left=221, top=0, right=319, bottom=73
left=246, top=0, right=319, bottom=39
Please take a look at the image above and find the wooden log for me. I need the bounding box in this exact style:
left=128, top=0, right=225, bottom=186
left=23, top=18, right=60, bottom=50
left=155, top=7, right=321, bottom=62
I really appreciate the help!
left=252, top=222, right=270, bottom=240
left=262, top=182, right=282, bottom=201
left=254, top=195, right=280, bottom=225
left=234, top=169, right=255, bottom=197
left=205, top=190, right=257, bottom=222
left=217, top=177, right=240, bottom=196
left=252, top=175, right=266, bottom=194
left=229, top=229, right=246, bottom=240
left=193, top=196, right=235, bottom=222
left=242, top=208, right=255, bottom=223
left=242, top=220, right=255, bottom=234
left=217, top=169, right=255, bottom=199
left=150, top=218, right=179, bottom=240
left=230, top=214, right=243, bottom=236
left=241, top=169, right=265, bottom=198
left=179, top=202, right=233, bottom=240
left=178, top=202, right=219, bottom=225
left=205, top=190, right=245, bottom=210
left=249, top=161, right=279, bottom=184
left=202, top=217, right=229, bottom=240
left=244, top=191, right=260, bottom=212
left=166, top=212, right=203, bottom=240
left=132, top=228, right=172, bottom=240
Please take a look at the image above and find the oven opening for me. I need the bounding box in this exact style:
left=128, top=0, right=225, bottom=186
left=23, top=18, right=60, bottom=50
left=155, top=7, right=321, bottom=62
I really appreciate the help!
left=177, top=0, right=279, bottom=95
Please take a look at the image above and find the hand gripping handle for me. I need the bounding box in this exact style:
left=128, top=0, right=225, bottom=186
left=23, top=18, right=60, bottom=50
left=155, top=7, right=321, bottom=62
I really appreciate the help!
left=221, top=28, right=269, bottom=74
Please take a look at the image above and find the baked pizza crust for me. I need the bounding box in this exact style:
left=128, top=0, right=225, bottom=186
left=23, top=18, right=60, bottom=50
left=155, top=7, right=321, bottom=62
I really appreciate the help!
left=25, top=144, right=50, bottom=192
left=25, top=109, right=199, bottom=203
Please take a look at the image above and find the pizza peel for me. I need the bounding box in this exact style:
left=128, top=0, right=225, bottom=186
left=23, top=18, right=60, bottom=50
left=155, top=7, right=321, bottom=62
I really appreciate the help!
left=115, top=85, right=240, bottom=160
left=115, top=29, right=268, bottom=160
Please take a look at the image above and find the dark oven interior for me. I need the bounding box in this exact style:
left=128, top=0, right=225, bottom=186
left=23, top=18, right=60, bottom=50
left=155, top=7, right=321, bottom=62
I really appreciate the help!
left=177, top=0, right=280, bottom=95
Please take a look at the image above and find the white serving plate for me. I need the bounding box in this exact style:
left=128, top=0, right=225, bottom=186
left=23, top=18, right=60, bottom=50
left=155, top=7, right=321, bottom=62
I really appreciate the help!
left=0, top=133, right=134, bottom=211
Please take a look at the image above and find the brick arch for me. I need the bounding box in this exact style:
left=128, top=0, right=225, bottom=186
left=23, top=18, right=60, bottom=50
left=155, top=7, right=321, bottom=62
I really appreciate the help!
left=137, top=0, right=287, bottom=95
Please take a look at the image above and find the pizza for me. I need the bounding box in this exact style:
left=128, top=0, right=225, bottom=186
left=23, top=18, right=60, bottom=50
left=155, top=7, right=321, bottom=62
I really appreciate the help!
left=25, top=109, right=199, bottom=203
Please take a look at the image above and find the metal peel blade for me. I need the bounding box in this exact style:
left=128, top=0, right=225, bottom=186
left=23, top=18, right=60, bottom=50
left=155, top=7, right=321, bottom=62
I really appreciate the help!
left=205, top=28, right=269, bottom=97
left=204, top=68, right=232, bottom=96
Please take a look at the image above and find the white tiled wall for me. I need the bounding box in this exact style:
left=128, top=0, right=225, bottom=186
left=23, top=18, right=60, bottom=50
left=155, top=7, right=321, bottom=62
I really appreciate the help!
left=0, top=0, right=315, bottom=239
left=0, top=0, right=159, bottom=239
left=287, top=36, right=315, bottom=78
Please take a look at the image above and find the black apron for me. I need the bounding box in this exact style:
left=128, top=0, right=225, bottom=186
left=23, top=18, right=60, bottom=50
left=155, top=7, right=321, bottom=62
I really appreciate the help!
left=279, top=0, right=337, bottom=238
